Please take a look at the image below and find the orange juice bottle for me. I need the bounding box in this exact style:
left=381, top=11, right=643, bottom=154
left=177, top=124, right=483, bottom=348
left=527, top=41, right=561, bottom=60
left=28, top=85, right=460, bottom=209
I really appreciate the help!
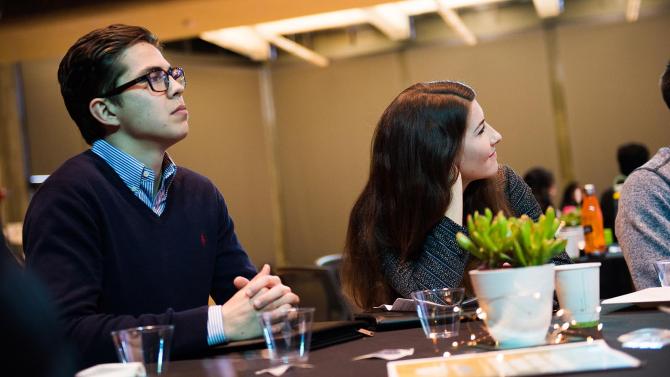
left=581, top=184, right=606, bottom=254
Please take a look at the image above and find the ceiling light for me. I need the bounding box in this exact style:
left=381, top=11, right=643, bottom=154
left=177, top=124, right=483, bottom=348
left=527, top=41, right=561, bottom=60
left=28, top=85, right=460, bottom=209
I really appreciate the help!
left=257, top=9, right=369, bottom=36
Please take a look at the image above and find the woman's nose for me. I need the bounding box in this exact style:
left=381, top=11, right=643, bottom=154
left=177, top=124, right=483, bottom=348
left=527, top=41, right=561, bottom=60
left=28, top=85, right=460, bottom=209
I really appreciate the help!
left=490, top=125, right=502, bottom=145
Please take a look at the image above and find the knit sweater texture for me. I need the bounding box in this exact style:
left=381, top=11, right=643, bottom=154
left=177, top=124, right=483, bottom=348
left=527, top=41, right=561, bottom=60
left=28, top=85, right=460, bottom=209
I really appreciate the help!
left=24, top=151, right=256, bottom=367
left=616, top=147, right=670, bottom=290
left=381, top=165, right=571, bottom=298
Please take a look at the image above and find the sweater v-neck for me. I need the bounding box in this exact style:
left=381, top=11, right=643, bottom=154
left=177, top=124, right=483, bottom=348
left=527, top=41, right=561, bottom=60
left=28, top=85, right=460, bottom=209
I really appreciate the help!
left=84, top=150, right=174, bottom=222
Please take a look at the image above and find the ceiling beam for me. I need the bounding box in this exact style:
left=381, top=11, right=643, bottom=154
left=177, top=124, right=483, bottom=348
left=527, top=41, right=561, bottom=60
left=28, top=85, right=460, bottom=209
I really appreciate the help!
left=200, top=27, right=271, bottom=61
left=366, top=4, right=412, bottom=41
left=0, top=0, right=390, bottom=63
left=626, top=0, right=642, bottom=22
left=532, top=0, right=564, bottom=18
left=437, top=3, right=478, bottom=46
left=255, top=28, right=330, bottom=67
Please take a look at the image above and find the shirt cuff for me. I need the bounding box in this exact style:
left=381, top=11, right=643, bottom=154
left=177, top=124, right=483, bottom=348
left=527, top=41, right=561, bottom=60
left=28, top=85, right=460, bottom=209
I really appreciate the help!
left=206, top=305, right=227, bottom=346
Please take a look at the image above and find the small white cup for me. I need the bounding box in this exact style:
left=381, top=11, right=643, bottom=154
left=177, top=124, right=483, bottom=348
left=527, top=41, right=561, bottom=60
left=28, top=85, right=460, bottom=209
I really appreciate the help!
left=653, top=260, right=670, bottom=287
left=554, top=262, right=601, bottom=328
left=556, top=226, right=584, bottom=259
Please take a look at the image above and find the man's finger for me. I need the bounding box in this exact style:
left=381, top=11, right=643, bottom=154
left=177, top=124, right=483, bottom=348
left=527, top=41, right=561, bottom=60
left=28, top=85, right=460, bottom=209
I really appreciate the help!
left=233, top=276, right=250, bottom=289
left=245, top=274, right=281, bottom=297
left=252, top=284, right=290, bottom=310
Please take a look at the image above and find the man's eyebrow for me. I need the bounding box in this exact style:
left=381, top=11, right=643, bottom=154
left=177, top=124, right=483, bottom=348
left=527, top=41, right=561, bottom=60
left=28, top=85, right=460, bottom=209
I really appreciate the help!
left=135, top=66, right=165, bottom=77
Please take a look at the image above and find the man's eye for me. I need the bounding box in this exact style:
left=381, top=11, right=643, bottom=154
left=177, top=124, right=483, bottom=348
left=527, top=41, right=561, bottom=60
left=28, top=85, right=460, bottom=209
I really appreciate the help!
left=148, top=71, right=166, bottom=83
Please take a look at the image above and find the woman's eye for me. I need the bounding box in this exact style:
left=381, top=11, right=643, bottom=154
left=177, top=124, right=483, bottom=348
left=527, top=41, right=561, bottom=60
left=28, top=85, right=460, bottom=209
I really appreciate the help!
left=477, top=125, right=486, bottom=135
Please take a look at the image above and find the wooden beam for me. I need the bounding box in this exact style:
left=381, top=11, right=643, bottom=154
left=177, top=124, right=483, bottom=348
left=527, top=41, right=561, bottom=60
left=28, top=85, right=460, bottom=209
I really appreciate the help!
left=256, top=29, right=330, bottom=67
left=366, top=4, right=412, bottom=41
left=0, top=0, right=390, bottom=63
left=0, top=64, right=29, bottom=223
left=201, top=27, right=271, bottom=61
left=543, top=23, right=575, bottom=186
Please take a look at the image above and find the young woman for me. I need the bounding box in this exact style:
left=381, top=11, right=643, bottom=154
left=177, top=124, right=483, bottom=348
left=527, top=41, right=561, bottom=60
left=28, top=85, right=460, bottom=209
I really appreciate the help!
left=341, top=81, right=570, bottom=309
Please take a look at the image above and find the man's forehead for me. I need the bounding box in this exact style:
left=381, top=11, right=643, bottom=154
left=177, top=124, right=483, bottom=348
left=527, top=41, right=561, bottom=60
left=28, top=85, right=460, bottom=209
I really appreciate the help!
left=117, top=42, right=170, bottom=79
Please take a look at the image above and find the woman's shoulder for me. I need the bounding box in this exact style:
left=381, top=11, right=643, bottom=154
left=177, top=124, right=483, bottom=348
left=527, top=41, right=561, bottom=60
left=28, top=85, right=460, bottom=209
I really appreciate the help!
left=498, top=164, right=523, bottom=192
left=498, top=164, right=542, bottom=219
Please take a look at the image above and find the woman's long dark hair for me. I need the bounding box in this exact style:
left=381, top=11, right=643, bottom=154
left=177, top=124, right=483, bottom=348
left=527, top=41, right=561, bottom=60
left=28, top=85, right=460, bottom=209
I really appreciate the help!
left=342, top=81, right=511, bottom=309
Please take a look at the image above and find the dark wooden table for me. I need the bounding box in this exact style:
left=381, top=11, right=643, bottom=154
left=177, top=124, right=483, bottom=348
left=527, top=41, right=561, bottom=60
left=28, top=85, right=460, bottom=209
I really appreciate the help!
left=163, top=309, right=670, bottom=376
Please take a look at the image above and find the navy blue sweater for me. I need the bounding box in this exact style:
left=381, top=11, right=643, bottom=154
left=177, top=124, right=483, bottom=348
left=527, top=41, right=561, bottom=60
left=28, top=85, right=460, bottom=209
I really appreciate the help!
left=24, top=151, right=256, bottom=367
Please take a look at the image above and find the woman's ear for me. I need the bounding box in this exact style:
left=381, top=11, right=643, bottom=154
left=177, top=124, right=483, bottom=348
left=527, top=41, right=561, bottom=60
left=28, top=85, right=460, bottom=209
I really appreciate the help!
left=455, top=150, right=464, bottom=170
left=89, top=97, right=120, bottom=127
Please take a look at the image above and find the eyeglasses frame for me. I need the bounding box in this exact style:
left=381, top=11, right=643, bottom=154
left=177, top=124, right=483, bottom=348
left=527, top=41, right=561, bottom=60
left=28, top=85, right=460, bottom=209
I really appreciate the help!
left=101, top=66, right=185, bottom=98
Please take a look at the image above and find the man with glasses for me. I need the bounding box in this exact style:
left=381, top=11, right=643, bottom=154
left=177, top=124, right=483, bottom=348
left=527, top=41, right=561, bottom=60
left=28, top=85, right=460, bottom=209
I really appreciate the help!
left=23, top=24, right=298, bottom=368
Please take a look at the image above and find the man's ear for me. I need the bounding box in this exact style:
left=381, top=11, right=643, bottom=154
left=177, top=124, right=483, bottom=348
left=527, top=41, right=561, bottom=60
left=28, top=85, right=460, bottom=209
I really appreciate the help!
left=89, top=97, right=121, bottom=127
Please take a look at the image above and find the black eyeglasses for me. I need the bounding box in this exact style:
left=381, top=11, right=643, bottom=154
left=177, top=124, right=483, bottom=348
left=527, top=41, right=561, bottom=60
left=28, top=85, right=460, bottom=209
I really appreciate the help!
left=102, top=67, right=186, bottom=97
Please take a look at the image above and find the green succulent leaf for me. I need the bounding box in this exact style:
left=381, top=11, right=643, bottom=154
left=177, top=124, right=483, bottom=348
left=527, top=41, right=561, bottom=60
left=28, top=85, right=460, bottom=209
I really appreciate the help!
left=455, top=207, right=566, bottom=269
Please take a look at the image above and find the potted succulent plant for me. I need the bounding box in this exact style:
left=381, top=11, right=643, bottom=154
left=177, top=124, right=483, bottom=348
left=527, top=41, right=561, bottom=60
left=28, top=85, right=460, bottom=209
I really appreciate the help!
left=456, top=207, right=566, bottom=348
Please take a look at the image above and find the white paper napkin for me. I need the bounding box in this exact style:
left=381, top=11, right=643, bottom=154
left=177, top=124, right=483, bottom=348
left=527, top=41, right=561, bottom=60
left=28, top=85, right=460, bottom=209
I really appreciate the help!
left=373, top=298, right=416, bottom=311
left=353, top=348, right=414, bottom=361
left=255, top=363, right=314, bottom=376
left=76, top=362, right=146, bottom=377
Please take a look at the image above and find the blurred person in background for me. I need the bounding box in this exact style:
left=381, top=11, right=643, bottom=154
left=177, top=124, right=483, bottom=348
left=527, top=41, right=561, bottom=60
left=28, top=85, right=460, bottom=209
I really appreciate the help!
left=341, top=81, right=571, bottom=310
left=523, top=167, right=556, bottom=213
left=600, top=143, right=649, bottom=241
left=560, top=181, right=583, bottom=214
left=1, top=235, right=76, bottom=377
left=616, top=61, right=670, bottom=290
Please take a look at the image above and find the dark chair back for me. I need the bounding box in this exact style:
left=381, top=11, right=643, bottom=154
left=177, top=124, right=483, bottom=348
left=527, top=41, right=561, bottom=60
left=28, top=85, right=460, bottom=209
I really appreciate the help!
left=277, top=266, right=352, bottom=322
left=315, top=253, right=342, bottom=286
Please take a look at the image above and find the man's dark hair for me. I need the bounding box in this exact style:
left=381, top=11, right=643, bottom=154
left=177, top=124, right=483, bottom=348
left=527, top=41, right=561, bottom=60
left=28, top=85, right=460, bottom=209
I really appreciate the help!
left=617, top=143, right=649, bottom=176
left=662, top=61, right=670, bottom=110
left=58, top=24, right=160, bottom=145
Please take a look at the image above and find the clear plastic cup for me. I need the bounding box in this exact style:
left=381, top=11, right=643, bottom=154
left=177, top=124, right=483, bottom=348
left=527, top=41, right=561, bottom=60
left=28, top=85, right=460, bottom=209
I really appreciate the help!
left=410, top=288, right=465, bottom=339
left=259, top=307, right=315, bottom=365
left=110, top=325, right=174, bottom=375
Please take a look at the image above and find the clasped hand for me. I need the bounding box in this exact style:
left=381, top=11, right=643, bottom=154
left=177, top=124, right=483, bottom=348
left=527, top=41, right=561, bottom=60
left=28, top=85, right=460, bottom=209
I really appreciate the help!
left=221, top=264, right=299, bottom=341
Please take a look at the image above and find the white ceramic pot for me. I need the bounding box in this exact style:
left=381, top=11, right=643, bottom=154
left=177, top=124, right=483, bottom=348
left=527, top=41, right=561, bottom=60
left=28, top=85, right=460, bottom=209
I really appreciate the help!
left=469, top=264, right=555, bottom=348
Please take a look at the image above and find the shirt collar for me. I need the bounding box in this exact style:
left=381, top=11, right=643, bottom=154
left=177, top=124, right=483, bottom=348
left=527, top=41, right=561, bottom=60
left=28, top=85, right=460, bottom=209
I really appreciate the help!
left=91, top=139, right=177, bottom=192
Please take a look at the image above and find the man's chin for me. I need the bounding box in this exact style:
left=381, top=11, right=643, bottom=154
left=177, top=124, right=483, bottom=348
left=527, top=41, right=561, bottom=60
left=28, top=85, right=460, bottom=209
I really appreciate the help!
left=174, top=123, right=189, bottom=140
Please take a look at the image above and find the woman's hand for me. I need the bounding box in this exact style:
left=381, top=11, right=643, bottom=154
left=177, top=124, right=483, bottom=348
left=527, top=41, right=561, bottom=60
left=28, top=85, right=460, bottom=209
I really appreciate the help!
left=444, top=169, right=464, bottom=226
